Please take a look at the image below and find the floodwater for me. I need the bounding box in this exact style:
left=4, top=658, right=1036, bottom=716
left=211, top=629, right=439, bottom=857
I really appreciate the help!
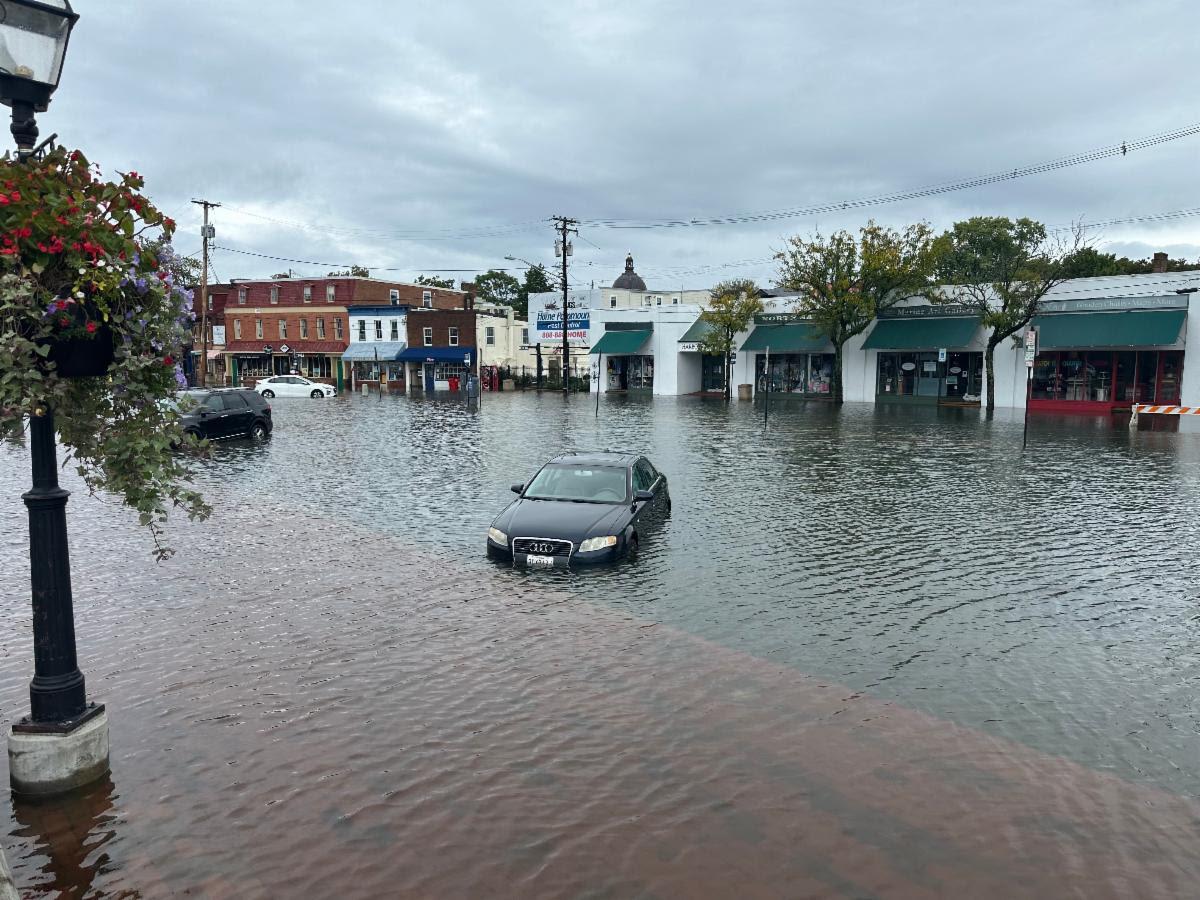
left=0, top=392, right=1197, bottom=898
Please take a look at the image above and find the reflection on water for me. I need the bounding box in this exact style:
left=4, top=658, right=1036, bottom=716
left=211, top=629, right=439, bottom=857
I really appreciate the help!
left=0, top=392, right=1197, bottom=896
left=10, top=777, right=124, bottom=898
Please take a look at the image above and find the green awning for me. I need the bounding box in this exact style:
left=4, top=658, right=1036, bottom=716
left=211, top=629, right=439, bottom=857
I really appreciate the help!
left=1032, top=310, right=1186, bottom=349
left=862, top=317, right=980, bottom=350
left=740, top=323, right=831, bottom=353
left=678, top=318, right=717, bottom=343
left=590, top=330, right=651, bottom=355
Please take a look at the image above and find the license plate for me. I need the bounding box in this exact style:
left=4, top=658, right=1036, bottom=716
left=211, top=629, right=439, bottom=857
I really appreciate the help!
left=525, top=554, right=556, bottom=568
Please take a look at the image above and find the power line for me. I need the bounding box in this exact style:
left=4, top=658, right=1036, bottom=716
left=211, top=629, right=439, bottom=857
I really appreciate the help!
left=211, top=245, right=483, bottom=273
left=578, top=122, right=1200, bottom=230
left=196, top=121, right=1200, bottom=243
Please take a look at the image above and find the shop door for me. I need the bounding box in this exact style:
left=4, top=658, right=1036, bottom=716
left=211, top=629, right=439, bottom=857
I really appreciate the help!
left=424, top=364, right=435, bottom=392
left=702, top=355, right=725, bottom=392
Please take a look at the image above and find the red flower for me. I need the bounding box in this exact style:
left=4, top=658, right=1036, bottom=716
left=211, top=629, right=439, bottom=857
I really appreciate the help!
left=11, top=191, right=21, bottom=202
left=55, top=300, right=68, bottom=311
left=162, top=355, right=174, bottom=367
left=59, top=317, right=69, bottom=327
left=0, top=196, right=9, bottom=206
left=163, top=217, right=176, bottom=230
left=85, top=322, right=97, bottom=334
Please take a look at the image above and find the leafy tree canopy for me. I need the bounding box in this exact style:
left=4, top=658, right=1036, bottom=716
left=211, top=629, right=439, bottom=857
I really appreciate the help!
left=698, top=279, right=762, bottom=399
left=475, top=269, right=522, bottom=310
left=415, top=274, right=456, bottom=289
left=327, top=265, right=370, bottom=277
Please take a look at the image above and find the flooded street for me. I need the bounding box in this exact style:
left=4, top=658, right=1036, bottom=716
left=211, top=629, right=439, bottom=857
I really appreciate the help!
left=0, top=393, right=1197, bottom=897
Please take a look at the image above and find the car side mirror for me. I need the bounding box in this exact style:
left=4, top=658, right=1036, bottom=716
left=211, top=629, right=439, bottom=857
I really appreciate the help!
left=634, top=490, right=654, bottom=502
left=511, top=483, right=524, bottom=494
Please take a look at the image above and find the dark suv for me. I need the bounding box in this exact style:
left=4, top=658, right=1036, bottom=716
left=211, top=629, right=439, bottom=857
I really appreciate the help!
left=177, top=389, right=272, bottom=441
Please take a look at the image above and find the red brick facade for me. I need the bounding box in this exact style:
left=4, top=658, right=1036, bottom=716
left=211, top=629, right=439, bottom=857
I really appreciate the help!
left=406, top=309, right=478, bottom=349
left=226, top=277, right=464, bottom=311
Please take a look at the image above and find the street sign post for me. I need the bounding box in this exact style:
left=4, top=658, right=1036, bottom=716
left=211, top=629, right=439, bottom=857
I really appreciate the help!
left=1023, top=327, right=1037, bottom=450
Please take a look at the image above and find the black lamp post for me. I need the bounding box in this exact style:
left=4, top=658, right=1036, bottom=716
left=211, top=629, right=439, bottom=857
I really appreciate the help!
left=0, top=1, right=104, bottom=790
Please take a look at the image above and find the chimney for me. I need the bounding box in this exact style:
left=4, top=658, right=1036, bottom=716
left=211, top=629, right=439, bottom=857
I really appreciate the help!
left=461, top=282, right=476, bottom=310
left=1152, top=252, right=1169, bottom=273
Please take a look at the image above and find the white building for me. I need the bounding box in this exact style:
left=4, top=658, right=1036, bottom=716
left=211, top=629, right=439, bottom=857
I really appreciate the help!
left=342, top=305, right=407, bottom=391
left=476, top=305, right=536, bottom=375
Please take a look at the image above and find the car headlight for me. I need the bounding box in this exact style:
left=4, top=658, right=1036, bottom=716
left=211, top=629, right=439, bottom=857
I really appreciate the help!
left=579, top=535, right=618, bottom=552
left=487, top=527, right=508, bottom=545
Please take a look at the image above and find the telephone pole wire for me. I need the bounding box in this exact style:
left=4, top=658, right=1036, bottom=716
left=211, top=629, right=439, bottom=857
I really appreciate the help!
left=551, top=215, right=578, bottom=395
left=191, top=199, right=220, bottom=388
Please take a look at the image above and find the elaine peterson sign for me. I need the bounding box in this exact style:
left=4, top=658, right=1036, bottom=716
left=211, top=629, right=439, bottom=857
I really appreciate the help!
left=529, top=293, right=591, bottom=347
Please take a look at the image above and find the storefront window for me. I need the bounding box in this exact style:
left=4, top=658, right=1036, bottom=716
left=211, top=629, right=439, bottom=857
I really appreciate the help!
left=754, top=353, right=836, bottom=395
left=1160, top=351, right=1183, bottom=404
left=876, top=351, right=983, bottom=401
left=1031, top=350, right=1184, bottom=405
left=808, top=355, right=834, bottom=395
left=238, top=356, right=272, bottom=378
left=303, top=356, right=332, bottom=379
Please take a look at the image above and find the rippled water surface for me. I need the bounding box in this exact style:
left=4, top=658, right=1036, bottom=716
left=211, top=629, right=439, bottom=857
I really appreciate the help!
left=0, top=393, right=1197, bottom=897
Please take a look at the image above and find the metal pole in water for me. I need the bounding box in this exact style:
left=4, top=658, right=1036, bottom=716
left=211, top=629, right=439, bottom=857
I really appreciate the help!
left=764, top=345, right=770, bottom=424
left=595, top=353, right=601, bottom=417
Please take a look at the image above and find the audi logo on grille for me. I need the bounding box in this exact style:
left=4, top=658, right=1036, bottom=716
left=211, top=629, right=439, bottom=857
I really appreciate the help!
left=531, top=542, right=555, bottom=554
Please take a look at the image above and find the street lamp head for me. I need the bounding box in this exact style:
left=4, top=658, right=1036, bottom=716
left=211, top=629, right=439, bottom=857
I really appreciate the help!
left=0, top=0, right=78, bottom=110
left=0, top=0, right=77, bottom=154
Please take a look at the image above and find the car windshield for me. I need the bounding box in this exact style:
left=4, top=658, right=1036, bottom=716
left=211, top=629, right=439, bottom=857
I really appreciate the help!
left=523, top=464, right=628, bottom=503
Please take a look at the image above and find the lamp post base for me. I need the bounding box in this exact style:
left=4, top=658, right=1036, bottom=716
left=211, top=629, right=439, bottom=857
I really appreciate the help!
left=8, top=705, right=109, bottom=796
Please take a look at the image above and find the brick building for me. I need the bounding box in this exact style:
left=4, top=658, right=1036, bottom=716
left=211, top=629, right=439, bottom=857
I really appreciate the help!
left=220, top=276, right=468, bottom=389
left=187, top=283, right=232, bottom=386
left=400, top=308, right=479, bottom=391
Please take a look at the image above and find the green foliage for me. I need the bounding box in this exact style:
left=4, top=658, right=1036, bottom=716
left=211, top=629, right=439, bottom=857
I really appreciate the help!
left=515, top=264, right=555, bottom=320
left=931, top=216, right=1069, bottom=341
left=776, top=221, right=936, bottom=402
left=327, top=265, right=370, bottom=277
left=1059, top=247, right=1123, bottom=278
left=475, top=269, right=522, bottom=310
left=931, top=216, right=1077, bottom=410
left=698, top=279, right=762, bottom=399
left=415, top=274, right=456, bottom=289
left=0, top=147, right=210, bottom=559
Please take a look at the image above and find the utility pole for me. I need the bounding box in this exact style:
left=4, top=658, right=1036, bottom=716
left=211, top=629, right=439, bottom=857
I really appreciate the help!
left=191, top=199, right=220, bottom=388
left=552, top=215, right=578, bottom=395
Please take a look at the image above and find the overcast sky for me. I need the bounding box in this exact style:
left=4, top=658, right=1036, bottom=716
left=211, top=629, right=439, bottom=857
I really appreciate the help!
left=46, top=1, right=1200, bottom=289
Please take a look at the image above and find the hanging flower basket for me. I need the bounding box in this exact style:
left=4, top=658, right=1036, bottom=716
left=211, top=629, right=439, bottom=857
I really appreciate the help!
left=44, top=325, right=115, bottom=378
left=0, top=146, right=210, bottom=559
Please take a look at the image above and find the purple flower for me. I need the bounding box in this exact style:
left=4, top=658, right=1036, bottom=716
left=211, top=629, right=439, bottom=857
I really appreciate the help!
left=173, top=366, right=188, bottom=389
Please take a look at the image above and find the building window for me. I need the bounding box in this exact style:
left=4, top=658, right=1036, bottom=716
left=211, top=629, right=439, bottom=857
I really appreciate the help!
left=299, top=319, right=309, bottom=339
left=521, top=328, right=529, bottom=345
left=303, top=356, right=333, bottom=379
left=357, top=320, right=367, bottom=342
left=303, top=285, right=312, bottom=303
left=448, top=326, right=459, bottom=346
left=423, top=327, right=433, bottom=347
left=374, top=320, right=383, bottom=340
left=389, top=320, right=399, bottom=341
left=238, top=287, right=247, bottom=305
left=278, top=320, right=287, bottom=340
left=656, top=296, right=662, bottom=306
left=233, top=319, right=242, bottom=340
left=326, top=284, right=336, bottom=302
left=673, top=296, right=679, bottom=305
left=422, top=290, right=432, bottom=308
left=270, top=286, right=280, bottom=304
left=610, top=296, right=617, bottom=308
left=316, top=318, right=326, bottom=339
left=485, top=326, right=495, bottom=346
left=255, top=318, right=263, bottom=339
left=389, top=289, right=400, bottom=305
left=334, top=319, right=343, bottom=339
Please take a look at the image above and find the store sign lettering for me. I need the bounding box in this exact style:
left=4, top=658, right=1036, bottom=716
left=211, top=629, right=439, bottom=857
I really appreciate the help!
left=878, top=304, right=978, bottom=319
left=753, top=313, right=803, bottom=324
left=679, top=342, right=700, bottom=352
left=1038, top=295, right=1188, bottom=313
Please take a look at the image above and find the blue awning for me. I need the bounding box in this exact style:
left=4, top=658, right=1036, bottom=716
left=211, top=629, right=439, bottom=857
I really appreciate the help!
left=342, top=341, right=407, bottom=361
left=397, top=346, right=476, bottom=363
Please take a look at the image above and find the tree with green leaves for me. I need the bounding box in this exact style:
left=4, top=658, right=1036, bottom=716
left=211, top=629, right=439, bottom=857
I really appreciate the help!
left=699, top=279, right=762, bottom=400
left=1059, top=246, right=1122, bottom=279
left=474, top=269, right=522, bottom=311
left=415, top=274, right=456, bottom=289
left=776, top=221, right=937, bottom=404
left=515, top=264, right=555, bottom=320
left=931, top=216, right=1079, bottom=413
left=327, top=265, right=370, bottom=277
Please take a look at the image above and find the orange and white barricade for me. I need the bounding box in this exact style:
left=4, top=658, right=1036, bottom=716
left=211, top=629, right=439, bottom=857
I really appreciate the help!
left=1129, top=403, right=1200, bottom=429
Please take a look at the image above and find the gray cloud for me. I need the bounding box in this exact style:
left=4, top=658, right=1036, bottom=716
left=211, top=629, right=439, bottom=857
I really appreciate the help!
left=42, top=1, right=1200, bottom=288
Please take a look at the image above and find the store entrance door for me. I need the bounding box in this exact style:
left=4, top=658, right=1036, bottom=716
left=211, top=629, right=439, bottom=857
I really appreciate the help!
left=701, top=354, right=725, bottom=392
left=424, top=364, right=435, bottom=392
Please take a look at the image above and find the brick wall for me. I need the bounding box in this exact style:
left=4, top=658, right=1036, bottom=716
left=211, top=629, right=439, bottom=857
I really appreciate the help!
left=406, top=309, right=478, bottom=348
left=224, top=307, right=350, bottom=350
left=226, top=277, right=465, bottom=311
